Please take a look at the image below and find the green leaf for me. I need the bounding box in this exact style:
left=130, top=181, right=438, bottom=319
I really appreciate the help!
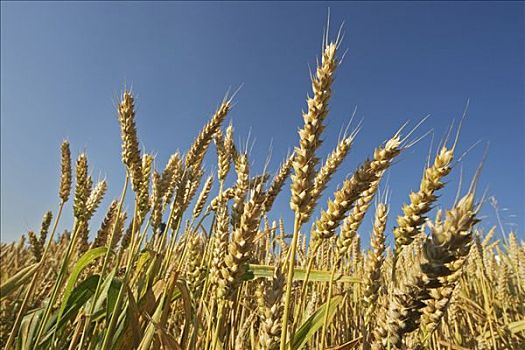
left=507, top=319, right=525, bottom=334
left=17, top=308, right=43, bottom=350
left=245, top=264, right=361, bottom=283
left=56, top=275, right=99, bottom=330
left=58, top=246, right=108, bottom=317
left=0, top=263, right=38, bottom=301
left=93, top=270, right=116, bottom=315
left=134, top=249, right=154, bottom=298
left=107, top=276, right=122, bottom=317
left=136, top=249, right=154, bottom=272
left=176, top=280, right=193, bottom=348
left=52, top=246, right=107, bottom=334
left=479, top=319, right=525, bottom=340
left=289, top=295, right=343, bottom=350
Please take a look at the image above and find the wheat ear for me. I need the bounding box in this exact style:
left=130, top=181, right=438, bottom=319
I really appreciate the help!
left=118, top=91, right=143, bottom=192
left=185, top=100, right=231, bottom=169
left=363, top=203, right=388, bottom=324
left=263, top=153, right=294, bottom=213
left=73, top=153, right=89, bottom=222
left=193, top=175, right=214, bottom=219
left=257, top=263, right=285, bottom=350
left=290, top=41, right=338, bottom=224
left=93, top=200, right=118, bottom=248
left=218, top=183, right=266, bottom=301
left=394, top=146, right=453, bottom=250
left=59, top=140, right=72, bottom=202
left=305, top=134, right=354, bottom=221
left=419, top=193, right=479, bottom=338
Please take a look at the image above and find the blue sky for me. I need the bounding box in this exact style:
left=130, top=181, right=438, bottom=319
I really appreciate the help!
left=1, top=1, right=524, bottom=243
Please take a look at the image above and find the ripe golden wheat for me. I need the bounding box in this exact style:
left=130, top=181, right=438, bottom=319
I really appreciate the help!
left=1, top=30, right=524, bottom=350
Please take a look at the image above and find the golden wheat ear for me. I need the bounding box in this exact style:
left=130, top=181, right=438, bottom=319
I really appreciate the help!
left=185, top=98, right=232, bottom=169
left=59, top=140, right=72, bottom=202
left=118, top=91, right=143, bottom=192
left=263, top=152, right=294, bottom=214
left=290, top=40, right=339, bottom=223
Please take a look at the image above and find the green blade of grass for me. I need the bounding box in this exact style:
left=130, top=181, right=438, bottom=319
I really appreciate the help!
left=58, top=247, right=108, bottom=317
left=289, top=295, right=344, bottom=350
left=245, top=264, right=361, bottom=283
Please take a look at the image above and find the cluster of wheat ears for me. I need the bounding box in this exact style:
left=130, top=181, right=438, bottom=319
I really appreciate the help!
left=1, top=29, right=524, bottom=350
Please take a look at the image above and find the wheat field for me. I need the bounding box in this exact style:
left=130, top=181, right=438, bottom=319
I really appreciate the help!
left=1, top=32, right=524, bottom=350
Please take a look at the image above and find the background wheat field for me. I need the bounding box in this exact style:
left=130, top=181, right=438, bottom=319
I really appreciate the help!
left=1, top=2, right=524, bottom=350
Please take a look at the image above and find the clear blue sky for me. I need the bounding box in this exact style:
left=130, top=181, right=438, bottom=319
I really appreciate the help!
left=1, top=2, right=524, bottom=243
